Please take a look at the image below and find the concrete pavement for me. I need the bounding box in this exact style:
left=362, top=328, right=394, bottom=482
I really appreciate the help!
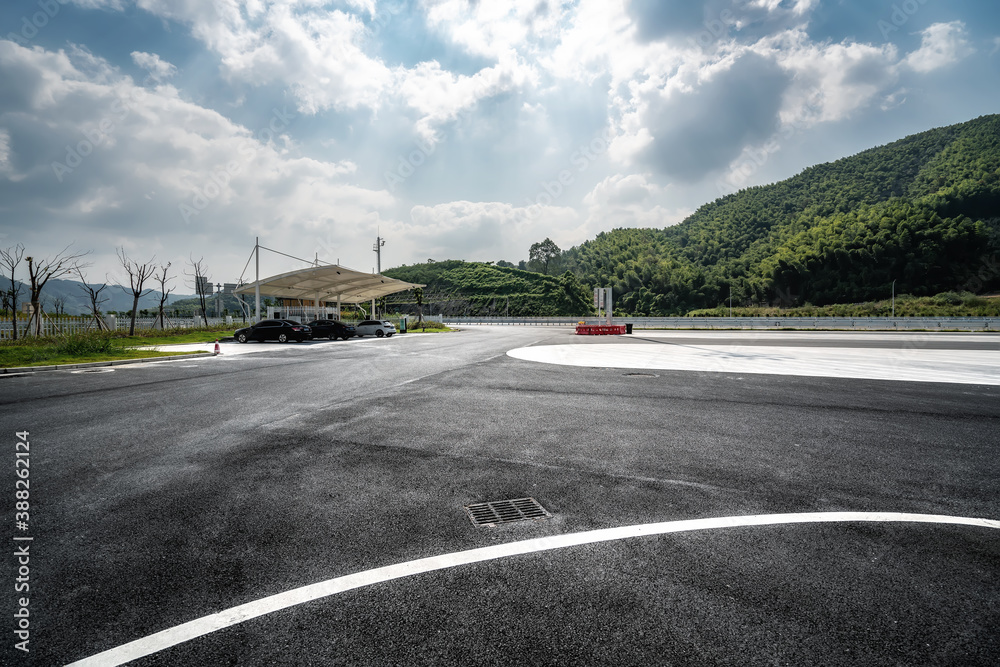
left=2, top=327, right=997, bottom=665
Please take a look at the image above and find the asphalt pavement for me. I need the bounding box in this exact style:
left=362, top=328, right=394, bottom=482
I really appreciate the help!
left=1, top=326, right=998, bottom=666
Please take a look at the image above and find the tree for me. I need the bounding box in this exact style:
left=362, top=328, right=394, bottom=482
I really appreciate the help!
left=116, top=248, right=156, bottom=336
left=25, top=245, right=90, bottom=336
left=529, top=238, right=561, bottom=275
left=74, top=266, right=110, bottom=331
left=413, top=287, right=424, bottom=325
left=0, top=243, right=25, bottom=340
left=153, top=262, right=174, bottom=329
left=52, top=296, right=66, bottom=316
left=186, top=256, right=211, bottom=326
left=558, top=271, right=592, bottom=314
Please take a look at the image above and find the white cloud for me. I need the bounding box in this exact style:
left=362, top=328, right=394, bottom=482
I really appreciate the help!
left=421, top=0, right=574, bottom=61
left=130, top=51, right=177, bottom=82
left=0, top=128, right=14, bottom=180
left=397, top=51, right=536, bottom=144
left=583, top=174, right=685, bottom=229
left=749, top=0, right=818, bottom=15
left=94, top=1, right=539, bottom=149
left=123, top=0, right=393, bottom=114
left=904, top=21, right=975, bottom=73
left=0, top=38, right=392, bottom=281
left=407, top=200, right=582, bottom=261
left=761, top=30, right=900, bottom=125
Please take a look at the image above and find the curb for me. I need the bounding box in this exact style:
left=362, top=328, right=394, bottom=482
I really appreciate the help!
left=0, top=352, right=214, bottom=375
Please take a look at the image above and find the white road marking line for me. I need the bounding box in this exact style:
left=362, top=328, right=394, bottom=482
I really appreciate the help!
left=66, top=511, right=999, bottom=666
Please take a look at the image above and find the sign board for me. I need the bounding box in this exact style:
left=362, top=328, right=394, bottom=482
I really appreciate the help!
left=593, top=287, right=613, bottom=323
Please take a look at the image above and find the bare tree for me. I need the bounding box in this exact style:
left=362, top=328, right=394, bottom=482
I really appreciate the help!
left=153, top=262, right=173, bottom=329
left=0, top=243, right=25, bottom=340
left=186, top=256, right=211, bottom=326
left=25, top=245, right=90, bottom=336
left=52, top=296, right=66, bottom=316
left=116, top=248, right=156, bottom=336
left=74, top=266, right=110, bottom=331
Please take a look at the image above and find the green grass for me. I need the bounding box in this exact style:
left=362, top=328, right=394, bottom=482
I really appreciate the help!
left=0, top=331, right=207, bottom=368
left=403, top=320, right=453, bottom=333
left=127, top=327, right=237, bottom=346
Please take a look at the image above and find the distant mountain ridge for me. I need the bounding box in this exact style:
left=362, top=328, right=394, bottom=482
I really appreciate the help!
left=0, top=275, right=195, bottom=315
left=560, top=114, right=1000, bottom=314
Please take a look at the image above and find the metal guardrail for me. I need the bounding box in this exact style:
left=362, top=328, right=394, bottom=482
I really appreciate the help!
left=445, top=316, right=997, bottom=331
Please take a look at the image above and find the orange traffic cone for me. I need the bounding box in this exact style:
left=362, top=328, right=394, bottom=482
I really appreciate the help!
left=214, top=339, right=221, bottom=355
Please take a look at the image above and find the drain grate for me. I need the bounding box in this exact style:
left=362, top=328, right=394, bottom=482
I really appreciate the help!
left=465, top=497, right=551, bottom=527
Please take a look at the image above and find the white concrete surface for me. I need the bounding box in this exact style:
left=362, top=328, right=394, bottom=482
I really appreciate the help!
left=508, top=333, right=1000, bottom=385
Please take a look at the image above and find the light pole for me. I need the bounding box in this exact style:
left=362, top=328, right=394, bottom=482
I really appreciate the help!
left=891, top=279, right=896, bottom=319
left=373, top=233, right=385, bottom=273
left=729, top=284, right=733, bottom=318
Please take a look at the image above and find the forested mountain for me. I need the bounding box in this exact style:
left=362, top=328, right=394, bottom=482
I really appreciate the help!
left=560, top=114, right=1000, bottom=315
left=383, top=260, right=591, bottom=316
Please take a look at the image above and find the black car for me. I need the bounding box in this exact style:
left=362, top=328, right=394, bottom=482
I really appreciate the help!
left=234, top=319, right=311, bottom=343
left=306, top=319, right=356, bottom=340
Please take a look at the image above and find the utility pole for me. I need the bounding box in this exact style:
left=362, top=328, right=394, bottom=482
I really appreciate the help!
left=373, top=232, right=385, bottom=274
left=891, top=279, right=896, bottom=319
left=729, top=284, right=732, bottom=318
left=254, top=237, right=260, bottom=323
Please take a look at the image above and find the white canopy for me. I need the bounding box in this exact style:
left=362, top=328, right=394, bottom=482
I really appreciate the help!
left=234, top=264, right=423, bottom=304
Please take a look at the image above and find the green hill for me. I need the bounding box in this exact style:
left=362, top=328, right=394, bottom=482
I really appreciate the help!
left=560, top=114, right=1000, bottom=315
left=383, top=260, right=592, bottom=316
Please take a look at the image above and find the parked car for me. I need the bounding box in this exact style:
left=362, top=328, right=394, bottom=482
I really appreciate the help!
left=234, top=319, right=311, bottom=343
left=306, top=319, right=356, bottom=340
left=354, top=319, right=396, bottom=337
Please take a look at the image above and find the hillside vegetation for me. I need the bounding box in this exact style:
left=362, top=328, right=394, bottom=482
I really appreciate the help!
left=383, top=260, right=591, bottom=316
left=560, top=114, right=1000, bottom=315
left=688, top=292, right=1000, bottom=318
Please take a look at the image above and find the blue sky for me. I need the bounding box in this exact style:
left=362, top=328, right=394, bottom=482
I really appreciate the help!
left=0, top=0, right=998, bottom=287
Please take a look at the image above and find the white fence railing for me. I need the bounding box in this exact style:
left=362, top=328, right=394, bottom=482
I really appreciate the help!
left=445, top=316, right=998, bottom=331
left=0, top=315, right=246, bottom=339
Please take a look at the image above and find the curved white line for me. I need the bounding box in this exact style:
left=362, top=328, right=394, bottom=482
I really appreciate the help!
left=66, top=511, right=1000, bottom=666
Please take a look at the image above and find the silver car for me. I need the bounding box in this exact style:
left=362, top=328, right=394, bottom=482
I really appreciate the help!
left=354, top=319, right=396, bottom=337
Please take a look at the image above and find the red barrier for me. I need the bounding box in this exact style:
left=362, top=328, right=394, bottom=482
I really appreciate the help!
left=575, top=324, right=626, bottom=335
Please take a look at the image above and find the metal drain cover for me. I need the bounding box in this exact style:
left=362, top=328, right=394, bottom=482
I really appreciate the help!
left=465, top=497, right=551, bottom=527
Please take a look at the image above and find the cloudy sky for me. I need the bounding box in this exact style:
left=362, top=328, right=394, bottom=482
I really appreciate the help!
left=0, top=0, right=998, bottom=288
